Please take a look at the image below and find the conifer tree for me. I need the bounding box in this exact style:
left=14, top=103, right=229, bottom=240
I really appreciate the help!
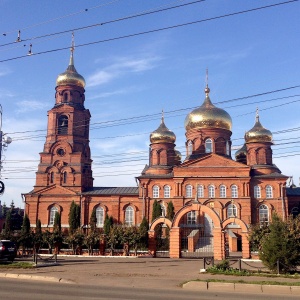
left=166, top=201, right=175, bottom=220
left=90, top=207, right=97, bottom=232
left=139, top=216, right=149, bottom=248
left=104, top=214, right=113, bottom=236
left=69, top=201, right=80, bottom=234
left=152, top=200, right=162, bottom=221
left=259, top=213, right=300, bottom=272
left=21, top=214, right=31, bottom=235
left=53, top=212, right=61, bottom=233
left=4, top=209, right=12, bottom=237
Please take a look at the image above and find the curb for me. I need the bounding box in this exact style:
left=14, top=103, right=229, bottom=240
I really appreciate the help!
left=0, top=272, right=74, bottom=284
left=182, top=281, right=300, bottom=295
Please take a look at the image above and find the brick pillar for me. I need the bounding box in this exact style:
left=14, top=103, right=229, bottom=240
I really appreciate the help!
left=242, top=233, right=250, bottom=258
left=169, top=227, right=180, bottom=258
left=213, top=228, right=225, bottom=260
left=148, top=230, right=156, bottom=257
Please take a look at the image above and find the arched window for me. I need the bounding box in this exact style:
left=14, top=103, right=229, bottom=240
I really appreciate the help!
left=208, top=185, right=215, bottom=198
left=152, top=185, right=159, bottom=198
left=63, top=171, right=67, bottom=184
left=187, top=211, right=196, bottom=225
left=187, top=140, right=193, bottom=156
left=231, top=185, right=238, bottom=198
left=164, top=185, right=170, bottom=198
left=57, top=115, right=68, bottom=135
left=266, top=185, right=273, bottom=198
left=49, top=206, right=58, bottom=225
left=259, top=204, right=269, bottom=225
left=125, top=206, right=134, bottom=226
left=226, top=140, right=230, bottom=155
left=63, top=92, right=68, bottom=102
left=220, top=185, right=226, bottom=198
left=197, top=185, right=204, bottom=198
left=227, top=204, right=237, bottom=218
left=254, top=185, right=261, bottom=198
left=186, top=184, right=192, bottom=198
left=50, top=172, right=54, bottom=184
left=205, top=138, right=213, bottom=153
left=96, top=207, right=104, bottom=227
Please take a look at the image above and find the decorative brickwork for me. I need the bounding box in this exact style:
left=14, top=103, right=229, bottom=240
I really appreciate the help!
left=23, top=53, right=300, bottom=260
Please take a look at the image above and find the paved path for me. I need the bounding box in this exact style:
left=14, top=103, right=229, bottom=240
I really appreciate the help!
left=0, top=256, right=300, bottom=296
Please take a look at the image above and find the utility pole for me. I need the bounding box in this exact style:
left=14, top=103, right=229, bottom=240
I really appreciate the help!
left=0, top=105, right=12, bottom=195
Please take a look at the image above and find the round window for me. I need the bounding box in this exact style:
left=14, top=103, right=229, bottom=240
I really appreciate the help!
left=57, top=148, right=65, bottom=156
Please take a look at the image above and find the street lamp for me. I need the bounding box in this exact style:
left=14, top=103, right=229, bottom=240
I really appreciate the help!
left=0, top=104, right=12, bottom=194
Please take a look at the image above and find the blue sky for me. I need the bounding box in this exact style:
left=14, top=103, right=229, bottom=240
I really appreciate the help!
left=0, top=0, right=299, bottom=207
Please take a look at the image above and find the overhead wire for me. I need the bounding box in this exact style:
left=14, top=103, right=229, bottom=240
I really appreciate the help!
left=0, top=0, right=298, bottom=63
left=1, top=0, right=122, bottom=37
left=0, top=0, right=205, bottom=49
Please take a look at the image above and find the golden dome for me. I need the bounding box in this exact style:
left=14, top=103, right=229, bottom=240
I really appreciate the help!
left=184, top=85, right=232, bottom=131
left=175, top=149, right=182, bottom=161
left=245, top=110, right=272, bottom=143
left=235, top=143, right=247, bottom=159
left=150, top=114, right=176, bottom=144
left=56, top=50, right=85, bottom=88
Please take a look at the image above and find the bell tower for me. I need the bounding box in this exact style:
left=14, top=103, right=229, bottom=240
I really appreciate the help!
left=34, top=41, right=93, bottom=192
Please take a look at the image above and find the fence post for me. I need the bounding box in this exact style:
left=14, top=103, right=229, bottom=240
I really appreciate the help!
left=238, top=259, right=242, bottom=271
left=55, top=253, right=57, bottom=263
left=277, top=259, right=280, bottom=275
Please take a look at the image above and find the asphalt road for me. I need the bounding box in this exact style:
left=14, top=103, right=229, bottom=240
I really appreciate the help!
left=1, top=257, right=300, bottom=299
left=0, top=278, right=298, bottom=300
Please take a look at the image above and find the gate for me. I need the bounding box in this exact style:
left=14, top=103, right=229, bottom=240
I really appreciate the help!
left=155, top=223, right=170, bottom=258
left=180, top=212, right=214, bottom=258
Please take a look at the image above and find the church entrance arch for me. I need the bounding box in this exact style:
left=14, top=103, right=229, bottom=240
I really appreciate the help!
left=172, top=202, right=221, bottom=258
left=149, top=218, right=172, bottom=258
left=222, top=218, right=250, bottom=258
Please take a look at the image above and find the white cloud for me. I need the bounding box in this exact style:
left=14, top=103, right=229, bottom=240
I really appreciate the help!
left=15, top=100, right=49, bottom=114
left=86, top=55, right=161, bottom=87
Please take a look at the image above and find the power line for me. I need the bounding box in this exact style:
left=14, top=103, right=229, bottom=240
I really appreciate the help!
left=1, top=0, right=121, bottom=37
left=0, top=0, right=205, bottom=49
left=6, top=85, right=300, bottom=138
left=1, top=0, right=298, bottom=63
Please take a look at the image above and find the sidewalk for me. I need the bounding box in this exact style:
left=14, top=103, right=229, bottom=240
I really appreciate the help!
left=1, top=256, right=300, bottom=295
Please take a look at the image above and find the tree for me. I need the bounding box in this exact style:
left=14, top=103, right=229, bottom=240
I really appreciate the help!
left=34, top=219, right=43, bottom=252
left=21, top=214, right=31, bottom=234
left=66, top=229, right=85, bottom=255
left=166, top=201, right=175, bottom=220
left=152, top=200, right=162, bottom=222
left=103, top=214, right=113, bottom=236
left=85, top=230, right=100, bottom=255
left=259, top=213, right=300, bottom=273
left=248, top=223, right=270, bottom=251
left=68, top=201, right=80, bottom=234
left=90, top=207, right=97, bottom=232
left=3, top=209, right=12, bottom=238
left=53, top=212, right=61, bottom=233
left=139, top=216, right=149, bottom=249
left=106, top=225, right=122, bottom=255
left=19, top=214, right=33, bottom=252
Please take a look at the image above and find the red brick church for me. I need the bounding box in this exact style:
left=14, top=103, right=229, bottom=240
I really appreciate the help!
left=23, top=49, right=300, bottom=260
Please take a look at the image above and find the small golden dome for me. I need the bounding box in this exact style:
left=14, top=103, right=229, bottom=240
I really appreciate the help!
left=245, top=110, right=272, bottom=143
left=184, top=85, right=232, bottom=131
left=56, top=51, right=85, bottom=88
left=150, top=114, right=176, bottom=144
left=235, top=143, right=247, bottom=159
left=175, top=149, right=182, bottom=161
